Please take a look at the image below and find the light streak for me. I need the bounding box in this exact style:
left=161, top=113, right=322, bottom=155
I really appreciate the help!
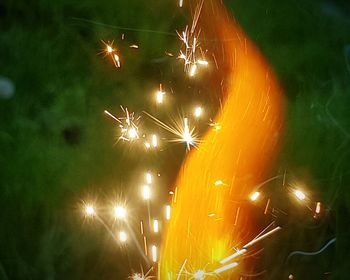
left=214, top=180, right=224, bottom=186
left=219, top=249, right=247, bottom=264
left=166, top=205, right=171, bottom=220
left=156, top=85, right=166, bottom=104
left=294, top=189, right=306, bottom=201
left=152, top=134, right=158, bottom=148
left=213, top=262, right=238, bottom=274
left=142, top=185, right=151, bottom=200
left=151, top=245, right=157, bottom=262
left=243, top=227, right=282, bottom=249
left=153, top=219, right=159, bottom=233
left=315, top=202, right=321, bottom=214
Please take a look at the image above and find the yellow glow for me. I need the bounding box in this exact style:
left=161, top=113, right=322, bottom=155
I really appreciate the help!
left=153, top=219, right=159, bottom=233
left=189, top=64, right=197, bottom=77
left=250, top=191, right=260, bottom=201
left=119, top=231, right=127, bottom=242
left=165, top=205, right=171, bottom=220
left=114, top=206, right=126, bottom=219
left=156, top=90, right=165, bottom=104
left=128, top=128, right=138, bottom=139
left=194, top=106, right=203, bottom=118
left=152, top=134, right=158, bottom=148
left=145, top=172, right=152, bottom=184
left=294, top=189, right=306, bottom=201
left=85, top=205, right=95, bottom=216
left=142, top=185, right=151, bottom=200
left=151, top=245, right=157, bottom=262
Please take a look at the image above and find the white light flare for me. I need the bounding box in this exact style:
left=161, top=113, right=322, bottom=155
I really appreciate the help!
left=153, top=219, right=159, bottom=233
left=145, top=172, right=152, bottom=184
left=152, top=134, right=158, bottom=148
left=85, top=205, right=95, bottom=217
left=156, top=90, right=165, bottom=104
left=183, top=118, right=194, bottom=148
left=151, top=245, right=157, bottom=262
left=250, top=191, right=260, bottom=202
left=142, top=185, right=151, bottom=200
left=119, top=231, right=127, bottom=242
left=114, top=205, right=126, bottom=219
left=194, top=106, right=203, bottom=118
left=165, top=205, right=171, bottom=220
left=294, top=189, right=306, bottom=201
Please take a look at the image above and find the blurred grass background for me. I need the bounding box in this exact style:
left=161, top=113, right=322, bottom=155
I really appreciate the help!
left=0, top=0, right=349, bottom=279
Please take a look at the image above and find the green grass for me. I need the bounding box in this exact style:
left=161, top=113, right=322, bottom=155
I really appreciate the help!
left=0, top=0, right=350, bottom=279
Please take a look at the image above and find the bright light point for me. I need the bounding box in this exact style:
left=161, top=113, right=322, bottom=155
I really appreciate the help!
left=153, top=219, right=159, bottom=233
left=208, top=213, right=215, bottom=217
left=142, top=185, right=151, bottom=200
left=114, top=206, right=126, bottom=219
left=130, top=273, right=143, bottom=280
left=214, top=262, right=238, bottom=274
left=145, top=172, right=152, bottom=184
left=106, top=45, right=113, bottom=53
left=156, top=90, right=165, bottom=104
left=119, top=231, right=127, bottom=242
left=294, top=189, right=306, bottom=201
left=85, top=205, right=95, bottom=216
left=197, top=59, right=208, bottom=66
left=250, top=191, right=260, bottom=201
left=179, top=0, right=184, bottom=7
left=183, top=118, right=194, bottom=147
left=151, top=245, right=157, bottom=262
left=169, top=191, right=174, bottom=195
left=152, top=134, right=158, bottom=147
left=193, top=270, right=205, bottom=279
left=128, top=128, right=138, bottom=139
left=114, top=54, right=121, bottom=68
left=214, top=180, right=224, bottom=186
left=165, top=205, right=171, bottom=220
left=144, top=142, right=151, bottom=149
left=189, top=64, right=197, bottom=77
left=315, top=202, right=321, bottom=214
left=194, top=106, right=203, bottom=118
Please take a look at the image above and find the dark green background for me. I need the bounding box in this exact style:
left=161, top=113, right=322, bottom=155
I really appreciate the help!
left=1, top=0, right=349, bottom=279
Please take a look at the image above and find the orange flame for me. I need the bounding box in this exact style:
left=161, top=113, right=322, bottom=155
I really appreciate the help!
left=160, top=0, right=284, bottom=278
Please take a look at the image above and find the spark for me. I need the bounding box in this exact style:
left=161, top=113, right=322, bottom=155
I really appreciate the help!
left=194, top=106, right=203, bottom=118
left=101, top=41, right=122, bottom=68
left=165, top=205, right=171, bottom=220
left=250, top=191, right=260, bottom=202
left=114, top=205, right=126, bottom=219
left=315, top=202, right=321, bottom=214
left=243, top=226, right=281, bottom=249
left=142, top=185, right=151, bottom=200
left=129, top=44, right=139, bottom=49
left=143, top=112, right=198, bottom=150
left=119, top=231, right=127, bottom=242
left=294, top=189, right=306, bottom=201
left=219, top=249, right=247, bottom=264
left=104, top=107, right=140, bottom=142
left=129, top=267, right=154, bottom=280
left=151, top=245, right=157, bottom=262
left=179, top=0, right=184, bottom=8
left=153, top=219, right=159, bottom=233
left=156, top=84, right=166, bottom=104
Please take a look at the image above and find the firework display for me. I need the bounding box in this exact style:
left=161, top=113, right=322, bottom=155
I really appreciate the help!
left=79, top=0, right=336, bottom=279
